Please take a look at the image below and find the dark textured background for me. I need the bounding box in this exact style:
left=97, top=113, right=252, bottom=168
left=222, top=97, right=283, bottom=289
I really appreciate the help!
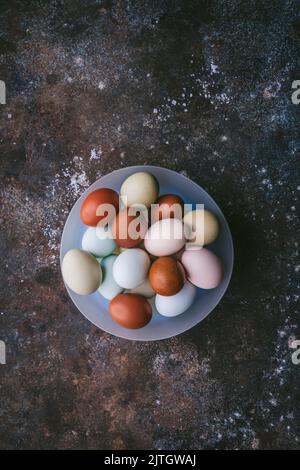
left=0, top=0, right=299, bottom=450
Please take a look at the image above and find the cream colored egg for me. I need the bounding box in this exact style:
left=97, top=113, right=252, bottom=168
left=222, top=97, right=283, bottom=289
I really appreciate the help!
left=183, top=209, right=219, bottom=247
left=62, top=248, right=102, bottom=295
left=98, top=255, right=123, bottom=300
left=144, top=218, right=185, bottom=257
left=127, top=277, right=155, bottom=298
left=120, top=172, right=159, bottom=208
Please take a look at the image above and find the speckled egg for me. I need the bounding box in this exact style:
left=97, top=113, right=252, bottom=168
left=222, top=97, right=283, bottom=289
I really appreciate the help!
left=109, top=293, right=152, bottom=329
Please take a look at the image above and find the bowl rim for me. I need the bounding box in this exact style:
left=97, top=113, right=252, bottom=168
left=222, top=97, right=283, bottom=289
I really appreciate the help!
left=60, top=165, right=234, bottom=341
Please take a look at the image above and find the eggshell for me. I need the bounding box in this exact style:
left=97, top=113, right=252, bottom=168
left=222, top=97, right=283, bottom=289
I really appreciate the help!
left=181, top=248, right=222, bottom=289
left=152, top=194, right=184, bottom=222
left=112, top=207, right=148, bottom=248
left=155, top=281, right=196, bottom=317
left=112, top=248, right=150, bottom=289
left=183, top=209, right=219, bottom=247
left=98, top=255, right=123, bottom=300
left=62, top=248, right=102, bottom=295
left=120, top=172, right=159, bottom=208
left=127, top=277, right=155, bottom=298
left=149, top=257, right=185, bottom=296
left=80, top=188, right=119, bottom=227
left=109, top=293, right=152, bottom=329
left=144, top=218, right=185, bottom=257
left=82, top=226, right=116, bottom=257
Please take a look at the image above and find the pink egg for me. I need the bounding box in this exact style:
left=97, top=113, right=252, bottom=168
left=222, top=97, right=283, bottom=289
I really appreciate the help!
left=181, top=248, right=222, bottom=289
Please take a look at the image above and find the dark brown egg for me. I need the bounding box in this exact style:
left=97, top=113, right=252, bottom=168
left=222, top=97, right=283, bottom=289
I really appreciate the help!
left=80, top=188, right=119, bottom=227
left=149, top=256, right=185, bottom=296
left=152, top=194, right=184, bottom=222
left=112, top=207, right=148, bottom=248
left=109, top=293, right=152, bottom=329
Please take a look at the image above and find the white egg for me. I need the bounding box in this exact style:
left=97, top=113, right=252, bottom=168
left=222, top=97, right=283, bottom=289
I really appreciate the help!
left=155, top=281, right=196, bottom=317
left=127, top=276, right=155, bottom=298
left=144, top=218, right=186, bottom=256
left=97, top=255, right=123, bottom=300
left=62, top=248, right=102, bottom=295
left=113, top=248, right=150, bottom=289
left=82, top=226, right=116, bottom=257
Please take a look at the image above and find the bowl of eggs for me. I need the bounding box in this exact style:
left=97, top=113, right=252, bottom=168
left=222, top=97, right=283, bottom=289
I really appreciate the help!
left=60, top=166, right=234, bottom=341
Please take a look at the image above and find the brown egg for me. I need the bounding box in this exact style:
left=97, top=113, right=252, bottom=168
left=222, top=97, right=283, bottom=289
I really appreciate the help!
left=112, top=207, right=148, bottom=248
left=152, top=194, right=184, bottom=223
left=149, top=256, right=185, bottom=296
left=109, top=293, right=152, bottom=329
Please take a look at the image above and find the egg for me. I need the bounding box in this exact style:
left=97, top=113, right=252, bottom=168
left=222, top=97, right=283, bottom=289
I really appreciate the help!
left=112, top=245, right=121, bottom=255
left=149, top=257, right=185, bottom=296
left=109, top=293, right=152, bottom=329
left=181, top=248, right=222, bottom=289
left=183, top=209, right=219, bottom=247
left=127, top=276, right=155, bottom=298
left=147, top=295, right=156, bottom=311
left=155, top=281, right=196, bottom=317
left=80, top=188, right=119, bottom=227
left=112, top=207, right=148, bottom=248
left=152, top=194, right=184, bottom=222
left=144, top=218, right=186, bottom=257
left=61, top=248, right=102, bottom=295
left=82, top=226, right=116, bottom=257
left=98, top=255, right=123, bottom=300
left=113, top=248, right=150, bottom=289
left=120, top=171, right=159, bottom=208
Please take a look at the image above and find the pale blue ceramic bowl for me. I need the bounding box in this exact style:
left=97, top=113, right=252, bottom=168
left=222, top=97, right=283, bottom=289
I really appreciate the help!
left=60, top=166, right=234, bottom=341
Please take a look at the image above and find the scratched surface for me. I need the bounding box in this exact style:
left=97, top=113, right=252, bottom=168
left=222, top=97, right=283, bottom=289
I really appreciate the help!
left=0, top=0, right=299, bottom=449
